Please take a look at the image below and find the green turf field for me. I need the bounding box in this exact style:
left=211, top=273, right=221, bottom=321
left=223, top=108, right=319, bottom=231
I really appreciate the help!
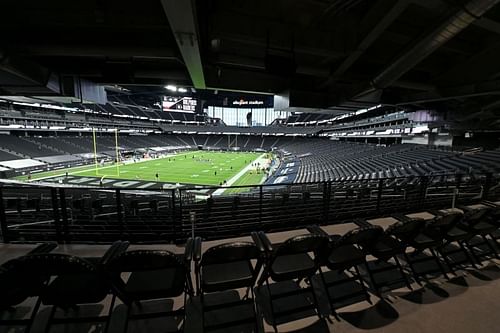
left=224, top=170, right=266, bottom=194
left=17, top=151, right=264, bottom=186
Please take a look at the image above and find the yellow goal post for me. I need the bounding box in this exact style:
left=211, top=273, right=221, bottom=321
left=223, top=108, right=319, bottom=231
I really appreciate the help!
left=92, top=128, right=120, bottom=177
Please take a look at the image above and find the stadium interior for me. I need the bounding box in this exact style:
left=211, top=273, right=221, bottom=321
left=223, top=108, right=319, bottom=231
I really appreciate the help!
left=2, top=0, right=500, bottom=332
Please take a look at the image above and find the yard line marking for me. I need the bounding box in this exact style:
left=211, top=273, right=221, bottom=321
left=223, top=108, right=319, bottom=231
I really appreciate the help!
left=27, top=151, right=195, bottom=181
left=213, top=153, right=265, bottom=196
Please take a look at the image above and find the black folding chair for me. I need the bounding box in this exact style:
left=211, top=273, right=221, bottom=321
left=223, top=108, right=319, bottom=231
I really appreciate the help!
left=389, top=215, right=449, bottom=284
left=426, top=210, right=478, bottom=272
left=7, top=248, right=123, bottom=333
left=256, top=231, right=329, bottom=332
left=355, top=224, right=413, bottom=294
left=308, top=225, right=381, bottom=315
left=106, top=238, right=194, bottom=333
left=482, top=200, right=500, bottom=243
left=193, top=233, right=263, bottom=332
left=0, top=243, right=57, bottom=333
left=457, top=206, right=499, bottom=263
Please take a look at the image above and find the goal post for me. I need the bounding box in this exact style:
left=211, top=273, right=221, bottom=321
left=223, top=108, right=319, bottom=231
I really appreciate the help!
left=92, top=128, right=121, bottom=177
left=227, top=134, right=239, bottom=151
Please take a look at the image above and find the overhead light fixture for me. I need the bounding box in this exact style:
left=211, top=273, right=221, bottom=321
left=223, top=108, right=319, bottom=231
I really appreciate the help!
left=165, top=85, right=177, bottom=92
left=178, top=87, right=187, bottom=93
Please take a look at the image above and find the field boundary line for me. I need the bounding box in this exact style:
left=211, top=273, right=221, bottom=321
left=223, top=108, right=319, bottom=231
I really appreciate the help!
left=29, top=151, right=194, bottom=181
left=213, top=153, right=265, bottom=195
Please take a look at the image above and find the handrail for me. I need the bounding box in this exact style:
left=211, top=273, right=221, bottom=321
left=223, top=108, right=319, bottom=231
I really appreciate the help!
left=0, top=171, right=497, bottom=244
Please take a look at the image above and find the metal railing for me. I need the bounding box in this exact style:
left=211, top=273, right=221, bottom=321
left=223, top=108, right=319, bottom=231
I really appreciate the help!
left=0, top=172, right=497, bottom=244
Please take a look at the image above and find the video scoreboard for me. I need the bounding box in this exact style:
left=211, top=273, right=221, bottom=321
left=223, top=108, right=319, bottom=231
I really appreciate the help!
left=162, top=96, right=197, bottom=112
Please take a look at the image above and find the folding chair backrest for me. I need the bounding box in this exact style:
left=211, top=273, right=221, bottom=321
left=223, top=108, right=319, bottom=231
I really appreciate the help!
left=464, top=207, right=490, bottom=225
left=107, top=250, right=184, bottom=273
left=387, top=218, right=424, bottom=240
left=202, top=242, right=260, bottom=265
left=335, top=226, right=383, bottom=247
left=6, top=253, right=96, bottom=277
left=426, top=211, right=463, bottom=235
left=275, top=234, right=329, bottom=257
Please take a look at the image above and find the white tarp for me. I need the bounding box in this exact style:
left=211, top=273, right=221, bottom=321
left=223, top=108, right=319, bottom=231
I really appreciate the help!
left=0, top=159, right=46, bottom=169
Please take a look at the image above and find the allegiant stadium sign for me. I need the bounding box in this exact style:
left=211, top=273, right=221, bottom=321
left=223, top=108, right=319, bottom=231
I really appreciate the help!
left=232, top=99, right=264, bottom=106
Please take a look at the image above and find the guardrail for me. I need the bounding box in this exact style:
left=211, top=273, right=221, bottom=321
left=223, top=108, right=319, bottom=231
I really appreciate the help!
left=0, top=172, right=498, bottom=244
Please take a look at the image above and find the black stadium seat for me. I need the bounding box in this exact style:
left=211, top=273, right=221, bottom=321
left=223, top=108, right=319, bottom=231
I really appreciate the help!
left=256, top=232, right=328, bottom=331
left=194, top=234, right=263, bottom=332
left=106, top=239, right=194, bottom=333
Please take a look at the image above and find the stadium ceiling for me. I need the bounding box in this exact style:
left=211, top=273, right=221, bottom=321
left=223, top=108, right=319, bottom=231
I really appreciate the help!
left=2, top=0, right=500, bottom=122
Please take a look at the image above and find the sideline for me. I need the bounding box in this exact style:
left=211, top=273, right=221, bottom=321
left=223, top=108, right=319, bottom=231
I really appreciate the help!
left=212, top=153, right=266, bottom=195
left=27, top=151, right=195, bottom=182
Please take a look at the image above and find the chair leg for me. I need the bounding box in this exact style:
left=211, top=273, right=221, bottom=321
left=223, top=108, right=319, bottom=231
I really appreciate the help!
left=182, top=291, right=188, bottom=332
left=124, top=303, right=132, bottom=333
left=318, top=268, right=339, bottom=321
left=484, top=235, right=500, bottom=259
left=460, top=241, right=479, bottom=269
left=394, top=256, right=412, bottom=290
left=403, top=252, right=422, bottom=285
left=356, top=264, right=373, bottom=302
left=104, top=295, right=116, bottom=333
left=307, top=277, right=323, bottom=319
left=430, top=248, right=450, bottom=280
left=264, top=279, right=278, bottom=333
left=44, top=305, right=57, bottom=333
left=466, top=239, right=483, bottom=265
left=437, top=246, right=457, bottom=276
left=251, top=287, right=260, bottom=333
left=200, top=290, right=205, bottom=332
left=25, top=297, right=43, bottom=333
left=243, top=286, right=251, bottom=300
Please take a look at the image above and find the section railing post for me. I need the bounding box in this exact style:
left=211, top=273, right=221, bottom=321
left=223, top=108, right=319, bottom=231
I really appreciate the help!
left=455, top=173, right=463, bottom=206
left=259, top=185, right=263, bottom=226
left=115, top=189, right=123, bottom=237
left=376, top=179, right=383, bottom=214
left=51, top=188, right=62, bottom=243
left=190, top=211, right=196, bottom=239
left=58, top=188, right=69, bottom=242
left=0, top=187, right=9, bottom=243
left=328, top=181, right=333, bottom=224
left=482, top=172, right=492, bottom=200
left=322, top=182, right=328, bottom=223
left=171, top=189, right=177, bottom=242
left=178, top=188, right=183, bottom=236
left=419, top=176, right=429, bottom=209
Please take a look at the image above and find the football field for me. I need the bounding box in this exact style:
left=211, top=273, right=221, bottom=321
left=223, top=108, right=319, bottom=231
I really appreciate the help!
left=17, top=151, right=265, bottom=186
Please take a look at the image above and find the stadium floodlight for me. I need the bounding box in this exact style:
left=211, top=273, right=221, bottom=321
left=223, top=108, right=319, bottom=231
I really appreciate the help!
left=178, top=87, right=188, bottom=93
left=165, top=85, right=177, bottom=92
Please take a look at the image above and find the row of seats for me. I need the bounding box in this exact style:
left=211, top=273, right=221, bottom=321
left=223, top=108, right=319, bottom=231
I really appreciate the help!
left=276, top=140, right=500, bottom=183
left=0, top=134, right=290, bottom=161
left=2, top=202, right=499, bottom=332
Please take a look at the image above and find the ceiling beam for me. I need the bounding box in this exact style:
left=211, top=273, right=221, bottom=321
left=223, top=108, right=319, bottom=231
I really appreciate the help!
left=433, top=41, right=500, bottom=84
left=10, top=44, right=181, bottom=62
left=371, top=0, right=500, bottom=90
left=397, top=79, right=500, bottom=104
left=419, top=0, right=500, bottom=34
left=472, top=16, right=500, bottom=33
left=161, top=0, right=206, bottom=89
left=321, top=0, right=410, bottom=87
